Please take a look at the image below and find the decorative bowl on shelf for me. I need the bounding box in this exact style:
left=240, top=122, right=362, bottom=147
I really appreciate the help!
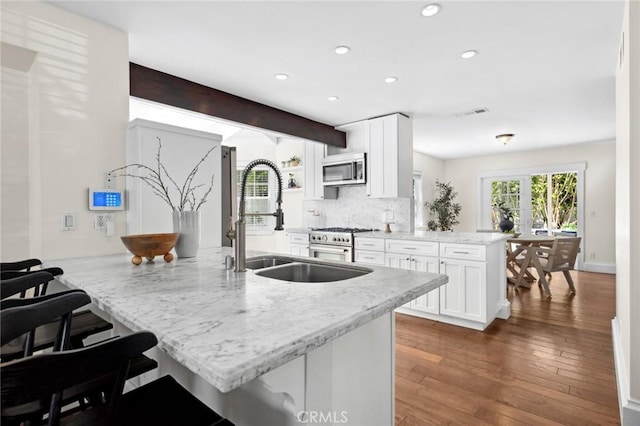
left=120, top=233, right=179, bottom=265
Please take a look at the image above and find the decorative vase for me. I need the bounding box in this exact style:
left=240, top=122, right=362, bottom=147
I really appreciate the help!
left=172, top=210, right=201, bottom=258
left=499, top=218, right=514, bottom=232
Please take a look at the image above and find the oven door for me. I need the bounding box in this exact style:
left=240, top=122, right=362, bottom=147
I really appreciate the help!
left=309, top=244, right=353, bottom=262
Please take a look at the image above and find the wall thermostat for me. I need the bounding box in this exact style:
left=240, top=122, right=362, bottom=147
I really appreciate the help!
left=88, top=188, right=124, bottom=211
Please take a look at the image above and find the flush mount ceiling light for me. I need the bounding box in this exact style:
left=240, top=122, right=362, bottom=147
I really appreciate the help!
left=334, top=46, right=350, bottom=55
left=496, top=133, right=515, bottom=145
left=460, top=50, right=477, bottom=59
left=384, top=76, right=398, bottom=83
left=328, top=96, right=339, bottom=101
left=421, top=4, right=441, bottom=17
left=274, top=73, right=289, bottom=80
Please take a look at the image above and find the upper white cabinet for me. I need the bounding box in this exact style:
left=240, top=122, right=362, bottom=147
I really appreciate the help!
left=303, top=141, right=337, bottom=200
left=366, top=114, right=413, bottom=199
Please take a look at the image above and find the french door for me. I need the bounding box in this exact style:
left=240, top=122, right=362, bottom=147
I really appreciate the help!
left=477, top=163, right=584, bottom=268
left=479, top=176, right=532, bottom=234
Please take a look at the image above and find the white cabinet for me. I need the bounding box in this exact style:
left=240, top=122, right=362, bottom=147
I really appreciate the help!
left=366, top=114, right=413, bottom=199
left=438, top=258, right=486, bottom=322
left=303, top=141, right=337, bottom=200
left=354, top=236, right=507, bottom=330
left=354, top=237, right=385, bottom=266
left=288, top=232, right=309, bottom=257
left=385, top=248, right=439, bottom=314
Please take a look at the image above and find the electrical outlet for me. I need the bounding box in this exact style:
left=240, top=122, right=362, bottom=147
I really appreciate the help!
left=589, top=251, right=596, bottom=260
left=94, top=213, right=114, bottom=230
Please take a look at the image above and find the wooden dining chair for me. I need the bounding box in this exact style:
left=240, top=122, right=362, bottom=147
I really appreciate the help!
left=1, top=331, right=234, bottom=426
left=518, top=237, right=582, bottom=297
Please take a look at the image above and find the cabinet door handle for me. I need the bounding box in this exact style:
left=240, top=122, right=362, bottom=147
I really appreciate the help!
left=404, top=247, right=417, bottom=250
left=405, top=257, right=411, bottom=261
left=363, top=243, right=374, bottom=247
left=411, top=258, right=416, bottom=262
left=363, top=256, right=375, bottom=260
left=452, top=251, right=469, bottom=254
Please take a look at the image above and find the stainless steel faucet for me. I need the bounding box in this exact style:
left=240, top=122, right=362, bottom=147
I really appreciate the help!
left=228, top=159, right=284, bottom=272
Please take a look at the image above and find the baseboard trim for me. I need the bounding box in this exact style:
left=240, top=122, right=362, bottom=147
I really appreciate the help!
left=611, top=318, right=640, bottom=425
left=582, top=262, right=616, bottom=274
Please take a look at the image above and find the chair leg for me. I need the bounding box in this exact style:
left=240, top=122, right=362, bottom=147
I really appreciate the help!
left=563, top=270, right=577, bottom=294
left=537, top=273, right=552, bottom=298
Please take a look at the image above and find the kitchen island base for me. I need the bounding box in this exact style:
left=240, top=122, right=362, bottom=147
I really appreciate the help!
left=109, top=309, right=394, bottom=426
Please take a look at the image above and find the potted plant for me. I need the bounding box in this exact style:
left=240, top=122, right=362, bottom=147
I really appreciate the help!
left=289, top=155, right=301, bottom=167
left=495, top=201, right=515, bottom=232
left=424, top=180, right=461, bottom=231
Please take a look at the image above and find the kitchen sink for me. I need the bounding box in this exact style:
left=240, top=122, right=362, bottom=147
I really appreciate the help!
left=255, top=262, right=371, bottom=282
left=245, top=256, right=295, bottom=270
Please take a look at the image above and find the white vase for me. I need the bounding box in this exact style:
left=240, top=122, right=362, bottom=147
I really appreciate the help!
left=172, top=210, right=201, bottom=258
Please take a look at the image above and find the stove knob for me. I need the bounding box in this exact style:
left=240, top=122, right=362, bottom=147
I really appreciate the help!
left=346, top=238, right=350, bottom=243
left=321, top=235, right=327, bottom=242
left=311, top=235, right=315, bottom=241
left=332, top=237, right=337, bottom=241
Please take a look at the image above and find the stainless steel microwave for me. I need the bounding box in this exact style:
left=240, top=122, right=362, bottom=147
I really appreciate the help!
left=321, top=152, right=366, bottom=186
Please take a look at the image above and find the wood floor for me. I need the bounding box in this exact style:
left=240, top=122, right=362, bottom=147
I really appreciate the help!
left=394, top=270, right=619, bottom=426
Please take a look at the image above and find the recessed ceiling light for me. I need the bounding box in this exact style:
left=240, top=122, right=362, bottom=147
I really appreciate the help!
left=421, top=4, right=441, bottom=17
left=460, top=50, right=477, bottom=59
left=334, top=46, right=350, bottom=55
left=328, top=96, right=339, bottom=101
left=384, top=76, right=398, bottom=83
left=275, top=73, right=289, bottom=80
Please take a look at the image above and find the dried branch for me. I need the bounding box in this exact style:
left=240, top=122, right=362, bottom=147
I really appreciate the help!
left=109, top=138, right=217, bottom=211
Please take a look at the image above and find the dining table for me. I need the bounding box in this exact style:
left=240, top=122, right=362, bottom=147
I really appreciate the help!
left=506, top=235, right=557, bottom=290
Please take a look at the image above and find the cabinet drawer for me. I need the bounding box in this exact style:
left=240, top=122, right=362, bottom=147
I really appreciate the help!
left=288, top=233, right=309, bottom=245
left=354, top=237, right=385, bottom=252
left=439, top=243, right=486, bottom=261
left=354, top=250, right=386, bottom=265
left=385, top=239, right=439, bottom=256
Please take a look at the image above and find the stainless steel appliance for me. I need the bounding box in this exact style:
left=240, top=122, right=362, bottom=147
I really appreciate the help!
left=309, top=227, right=374, bottom=262
left=321, top=152, right=366, bottom=186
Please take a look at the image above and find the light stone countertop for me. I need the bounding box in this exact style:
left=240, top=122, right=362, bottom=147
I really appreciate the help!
left=284, top=228, right=312, bottom=234
left=49, top=247, right=447, bottom=393
left=355, top=231, right=510, bottom=245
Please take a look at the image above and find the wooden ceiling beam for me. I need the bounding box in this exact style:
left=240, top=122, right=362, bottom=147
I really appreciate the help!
left=129, top=63, right=346, bottom=148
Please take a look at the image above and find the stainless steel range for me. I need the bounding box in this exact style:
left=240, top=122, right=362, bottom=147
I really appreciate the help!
left=309, top=227, right=374, bottom=262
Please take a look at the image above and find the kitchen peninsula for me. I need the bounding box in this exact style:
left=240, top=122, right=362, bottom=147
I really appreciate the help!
left=51, top=247, right=447, bottom=426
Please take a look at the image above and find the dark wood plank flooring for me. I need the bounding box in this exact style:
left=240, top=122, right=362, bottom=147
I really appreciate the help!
left=395, top=270, right=619, bottom=426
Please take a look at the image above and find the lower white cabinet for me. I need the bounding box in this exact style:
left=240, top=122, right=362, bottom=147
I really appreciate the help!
left=288, top=232, right=309, bottom=257
left=385, top=252, right=439, bottom=314
left=355, top=236, right=507, bottom=330
left=438, top=258, right=486, bottom=322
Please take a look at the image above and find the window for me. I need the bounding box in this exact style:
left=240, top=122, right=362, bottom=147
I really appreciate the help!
left=413, top=172, right=424, bottom=227
left=236, top=166, right=276, bottom=234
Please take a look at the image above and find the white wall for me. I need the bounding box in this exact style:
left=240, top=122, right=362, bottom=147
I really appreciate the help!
left=1, top=1, right=129, bottom=260
left=442, top=141, right=616, bottom=269
left=614, top=0, right=640, bottom=423
left=413, top=151, right=445, bottom=227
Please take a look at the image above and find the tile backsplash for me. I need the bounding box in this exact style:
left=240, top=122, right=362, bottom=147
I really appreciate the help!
left=303, top=186, right=414, bottom=232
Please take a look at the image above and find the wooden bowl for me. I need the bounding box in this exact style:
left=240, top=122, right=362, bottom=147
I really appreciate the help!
left=120, top=233, right=179, bottom=265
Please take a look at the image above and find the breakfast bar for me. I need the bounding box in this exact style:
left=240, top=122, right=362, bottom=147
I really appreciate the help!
left=50, top=247, right=447, bottom=426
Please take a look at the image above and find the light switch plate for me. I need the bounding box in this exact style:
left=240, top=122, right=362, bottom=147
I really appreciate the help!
left=62, top=212, right=76, bottom=231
